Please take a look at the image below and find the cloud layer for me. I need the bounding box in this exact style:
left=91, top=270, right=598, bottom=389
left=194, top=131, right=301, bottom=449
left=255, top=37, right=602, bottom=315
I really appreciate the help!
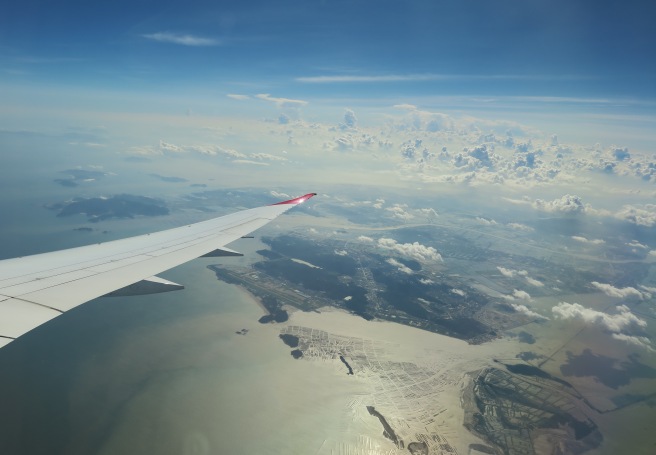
left=552, top=302, right=651, bottom=350
left=378, top=238, right=442, bottom=262
left=143, top=32, right=220, bottom=46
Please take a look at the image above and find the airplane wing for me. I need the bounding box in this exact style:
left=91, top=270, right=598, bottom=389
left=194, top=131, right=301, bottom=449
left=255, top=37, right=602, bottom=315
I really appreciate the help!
left=0, top=192, right=316, bottom=348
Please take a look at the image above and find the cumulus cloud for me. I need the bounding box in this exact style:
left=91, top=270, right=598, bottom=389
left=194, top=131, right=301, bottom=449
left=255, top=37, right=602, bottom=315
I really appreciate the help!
left=611, top=333, right=653, bottom=351
left=627, top=241, right=648, bottom=249
left=419, top=278, right=434, bottom=285
left=451, top=288, right=466, bottom=297
left=378, top=238, right=443, bottom=262
left=553, top=303, right=646, bottom=332
left=334, top=136, right=355, bottom=151
left=476, top=217, right=497, bottom=225
left=334, top=250, right=348, bottom=256
left=507, top=223, right=534, bottom=232
left=496, top=267, right=544, bottom=287
left=419, top=208, right=439, bottom=217
left=183, top=144, right=244, bottom=158
left=159, top=141, right=185, bottom=153
left=510, top=303, right=548, bottom=320
left=387, top=258, right=413, bottom=274
left=357, top=235, right=375, bottom=243
left=497, top=266, right=517, bottom=278
left=143, top=32, right=220, bottom=46
left=611, top=147, right=631, bottom=161
left=533, top=194, right=587, bottom=214
left=615, top=204, right=656, bottom=227
left=251, top=153, right=288, bottom=162
left=503, top=289, right=532, bottom=301
left=270, top=190, right=290, bottom=199
left=342, top=109, right=357, bottom=128
left=591, top=281, right=649, bottom=300
left=524, top=276, right=545, bottom=287
left=572, top=236, right=605, bottom=245
left=386, top=204, right=414, bottom=220
left=640, top=285, right=656, bottom=293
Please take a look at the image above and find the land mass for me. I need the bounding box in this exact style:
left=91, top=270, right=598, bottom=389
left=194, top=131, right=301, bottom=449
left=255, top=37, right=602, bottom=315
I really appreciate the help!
left=209, top=233, right=516, bottom=343
left=463, top=366, right=602, bottom=454
left=47, top=194, right=168, bottom=222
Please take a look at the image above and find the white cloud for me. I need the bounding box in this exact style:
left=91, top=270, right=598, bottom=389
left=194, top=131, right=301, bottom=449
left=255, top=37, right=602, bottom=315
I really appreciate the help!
left=334, top=136, right=354, bottom=151
left=357, top=235, right=374, bottom=243
left=143, top=32, right=220, bottom=46
left=387, top=258, right=413, bottom=274
left=627, top=241, right=648, bottom=249
left=524, top=276, right=545, bottom=287
left=126, top=145, right=157, bottom=155
left=343, top=109, right=357, bottom=128
left=552, top=302, right=647, bottom=332
left=451, top=288, right=466, bottom=297
left=393, top=104, right=418, bottom=111
left=214, top=146, right=247, bottom=159
left=296, top=74, right=443, bottom=83
left=255, top=93, right=308, bottom=108
left=533, top=194, right=587, bottom=214
left=251, top=153, right=288, bottom=162
left=334, top=250, right=348, bottom=256
left=378, top=238, right=443, bottom=262
left=227, top=94, right=250, bottom=100
left=386, top=204, right=414, bottom=220
left=572, top=236, right=605, bottom=245
left=296, top=74, right=564, bottom=84
left=507, top=222, right=534, bottom=232
left=232, top=160, right=269, bottom=166
left=640, top=285, right=656, bottom=293
left=122, top=140, right=298, bottom=168
left=419, top=208, right=439, bottom=217
left=553, top=302, right=652, bottom=350
left=160, top=140, right=185, bottom=153
left=503, top=289, right=532, bottom=301
left=497, top=266, right=517, bottom=278
left=476, top=217, right=497, bottom=225
left=419, top=278, right=434, bottom=285
left=614, top=204, right=656, bottom=227
left=510, top=303, right=548, bottom=320
left=496, top=267, right=544, bottom=287
left=270, top=190, right=291, bottom=199
left=591, top=281, right=648, bottom=300
left=611, top=333, right=654, bottom=351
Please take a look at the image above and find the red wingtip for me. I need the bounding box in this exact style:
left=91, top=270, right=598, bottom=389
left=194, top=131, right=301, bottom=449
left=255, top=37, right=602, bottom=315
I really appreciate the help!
left=271, top=193, right=317, bottom=205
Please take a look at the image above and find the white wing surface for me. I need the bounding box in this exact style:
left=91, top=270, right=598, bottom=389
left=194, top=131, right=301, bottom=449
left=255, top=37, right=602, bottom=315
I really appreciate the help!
left=0, top=193, right=316, bottom=348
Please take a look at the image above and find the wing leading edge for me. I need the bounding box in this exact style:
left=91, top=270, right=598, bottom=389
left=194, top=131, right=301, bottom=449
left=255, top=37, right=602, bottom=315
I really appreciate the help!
left=0, top=192, right=316, bottom=348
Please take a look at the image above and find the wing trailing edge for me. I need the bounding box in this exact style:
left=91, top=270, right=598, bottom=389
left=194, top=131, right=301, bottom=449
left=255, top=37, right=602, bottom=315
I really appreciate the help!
left=104, top=276, right=185, bottom=297
left=0, top=192, right=316, bottom=348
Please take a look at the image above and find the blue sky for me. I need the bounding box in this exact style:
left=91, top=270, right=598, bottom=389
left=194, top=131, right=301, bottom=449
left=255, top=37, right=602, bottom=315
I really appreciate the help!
left=2, top=0, right=655, bottom=100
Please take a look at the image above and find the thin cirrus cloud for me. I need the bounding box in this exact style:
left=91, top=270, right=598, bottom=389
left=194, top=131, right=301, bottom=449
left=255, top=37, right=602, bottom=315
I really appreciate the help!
left=294, top=74, right=588, bottom=83
left=142, top=32, right=221, bottom=46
